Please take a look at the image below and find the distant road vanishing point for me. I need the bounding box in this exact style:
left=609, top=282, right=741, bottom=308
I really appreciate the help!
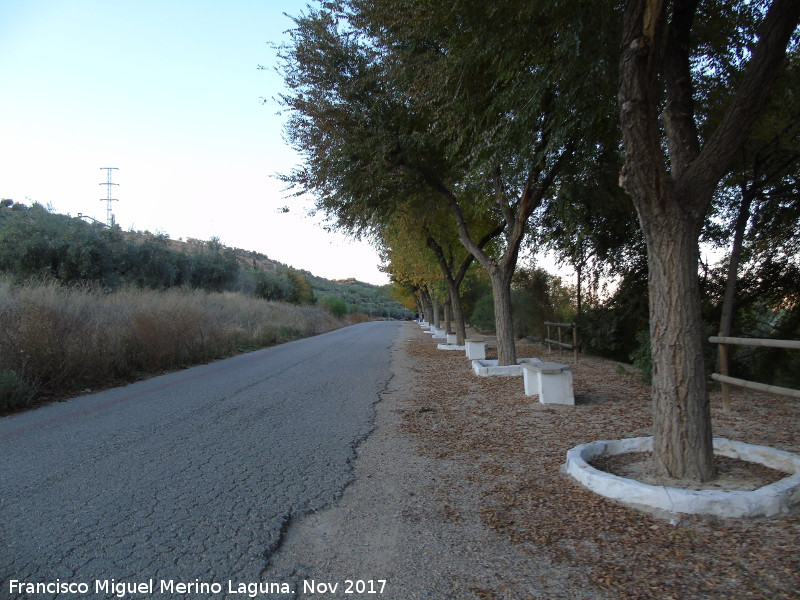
left=1, top=321, right=401, bottom=599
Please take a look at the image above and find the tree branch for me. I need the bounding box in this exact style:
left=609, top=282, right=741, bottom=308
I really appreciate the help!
left=680, top=0, right=800, bottom=206
left=662, top=0, right=701, bottom=178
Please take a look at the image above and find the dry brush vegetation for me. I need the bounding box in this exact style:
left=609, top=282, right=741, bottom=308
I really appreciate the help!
left=0, top=278, right=346, bottom=413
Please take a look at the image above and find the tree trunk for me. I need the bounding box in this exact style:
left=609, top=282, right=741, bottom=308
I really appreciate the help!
left=642, top=202, right=716, bottom=481
left=490, top=265, right=517, bottom=366
left=719, top=188, right=755, bottom=338
left=445, top=279, right=467, bottom=345
left=421, top=287, right=434, bottom=324
left=444, top=298, right=452, bottom=334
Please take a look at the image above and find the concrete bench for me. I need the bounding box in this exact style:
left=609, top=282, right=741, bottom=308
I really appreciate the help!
left=522, top=362, right=574, bottom=405
left=464, top=338, right=486, bottom=360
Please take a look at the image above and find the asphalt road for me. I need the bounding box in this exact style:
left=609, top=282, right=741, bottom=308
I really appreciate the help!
left=0, top=320, right=401, bottom=599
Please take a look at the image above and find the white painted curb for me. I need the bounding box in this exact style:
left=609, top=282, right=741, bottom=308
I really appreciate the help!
left=564, top=436, right=800, bottom=518
left=437, top=343, right=466, bottom=351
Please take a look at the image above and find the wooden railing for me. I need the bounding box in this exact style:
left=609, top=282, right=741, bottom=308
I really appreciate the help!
left=708, top=335, right=800, bottom=410
left=544, top=321, right=578, bottom=364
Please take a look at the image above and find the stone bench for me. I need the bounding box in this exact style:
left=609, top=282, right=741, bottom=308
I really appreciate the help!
left=521, top=362, right=574, bottom=405
left=464, top=338, right=486, bottom=360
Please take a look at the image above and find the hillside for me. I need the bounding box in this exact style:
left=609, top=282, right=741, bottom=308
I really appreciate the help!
left=0, top=200, right=411, bottom=318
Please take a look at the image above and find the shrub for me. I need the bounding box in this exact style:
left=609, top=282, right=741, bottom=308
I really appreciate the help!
left=629, top=329, right=652, bottom=383
left=320, top=296, right=348, bottom=318
left=287, top=269, right=315, bottom=304
left=0, top=370, right=34, bottom=412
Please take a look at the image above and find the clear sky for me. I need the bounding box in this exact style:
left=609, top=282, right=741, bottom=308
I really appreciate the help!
left=0, top=0, right=390, bottom=285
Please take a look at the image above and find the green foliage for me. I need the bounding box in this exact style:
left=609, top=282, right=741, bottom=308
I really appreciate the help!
left=186, top=238, right=239, bottom=292
left=321, top=295, right=348, bottom=318
left=0, top=205, right=409, bottom=325
left=0, top=203, right=117, bottom=284
left=574, top=261, right=649, bottom=362
left=511, top=267, right=575, bottom=339
left=0, top=204, right=241, bottom=291
left=129, top=233, right=185, bottom=289
left=253, top=269, right=294, bottom=301
left=629, top=330, right=652, bottom=384
left=470, top=295, right=495, bottom=331
left=467, top=267, right=577, bottom=337
left=459, top=275, right=492, bottom=325
left=307, top=274, right=412, bottom=318
left=0, top=370, right=34, bottom=413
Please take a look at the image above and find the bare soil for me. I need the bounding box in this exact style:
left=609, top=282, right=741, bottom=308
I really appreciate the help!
left=591, top=451, right=789, bottom=491
left=265, top=323, right=800, bottom=600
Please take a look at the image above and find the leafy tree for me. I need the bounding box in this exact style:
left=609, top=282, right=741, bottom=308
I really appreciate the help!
left=253, top=269, right=294, bottom=301
left=186, top=238, right=240, bottom=292
left=539, top=143, right=643, bottom=316
left=511, top=267, right=575, bottom=340
left=0, top=204, right=116, bottom=284
left=377, top=200, right=499, bottom=343
left=470, top=294, right=495, bottom=332
left=278, top=1, right=621, bottom=364
left=576, top=255, right=650, bottom=363
left=128, top=233, right=182, bottom=289
left=347, top=0, right=621, bottom=365
left=287, top=269, right=315, bottom=304
left=618, top=0, right=799, bottom=480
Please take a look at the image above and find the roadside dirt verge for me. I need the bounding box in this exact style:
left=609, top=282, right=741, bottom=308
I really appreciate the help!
left=265, top=322, right=800, bottom=599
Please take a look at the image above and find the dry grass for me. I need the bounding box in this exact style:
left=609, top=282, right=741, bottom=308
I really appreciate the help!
left=403, top=325, right=800, bottom=600
left=0, top=279, right=344, bottom=412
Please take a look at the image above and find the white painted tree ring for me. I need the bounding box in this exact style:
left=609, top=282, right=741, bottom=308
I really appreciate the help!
left=564, top=437, right=800, bottom=518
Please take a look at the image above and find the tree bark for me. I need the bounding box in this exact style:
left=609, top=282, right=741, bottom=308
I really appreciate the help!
left=447, top=281, right=467, bottom=342
left=642, top=198, right=715, bottom=481
left=489, top=265, right=517, bottom=365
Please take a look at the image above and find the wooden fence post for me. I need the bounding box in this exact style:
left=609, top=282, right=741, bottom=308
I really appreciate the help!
left=543, top=321, right=579, bottom=364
